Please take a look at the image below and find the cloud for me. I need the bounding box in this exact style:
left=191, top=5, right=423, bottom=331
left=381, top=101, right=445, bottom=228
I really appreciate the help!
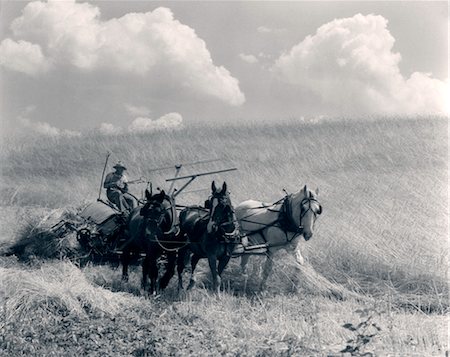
left=239, top=53, right=259, bottom=64
left=98, top=112, right=183, bottom=135
left=98, top=122, right=122, bottom=135
left=4, top=1, right=245, bottom=106
left=19, top=118, right=80, bottom=137
left=257, top=26, right=287, bottom=34
left=273, top=13, right=448, bottom=115
left=125, top=104, right=151, bottom=118
left=128, top=112, right=183, bottom=133
left=0, top=38, right=50, bottom=75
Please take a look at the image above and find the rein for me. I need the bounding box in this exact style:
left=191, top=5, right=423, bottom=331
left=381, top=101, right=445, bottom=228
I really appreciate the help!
left=239, top=193, right=320, bottom=247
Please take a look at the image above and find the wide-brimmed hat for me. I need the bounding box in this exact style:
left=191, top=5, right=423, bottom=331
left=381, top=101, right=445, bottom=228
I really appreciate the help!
left=113, top=162, right=127, bottom=170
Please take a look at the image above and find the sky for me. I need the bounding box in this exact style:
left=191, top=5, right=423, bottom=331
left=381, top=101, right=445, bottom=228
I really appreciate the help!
left=0, top=0, right=448, bottom=136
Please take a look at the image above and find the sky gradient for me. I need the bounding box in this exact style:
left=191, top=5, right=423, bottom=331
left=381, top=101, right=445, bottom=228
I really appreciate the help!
left=0, top=1, right=448, bottom=136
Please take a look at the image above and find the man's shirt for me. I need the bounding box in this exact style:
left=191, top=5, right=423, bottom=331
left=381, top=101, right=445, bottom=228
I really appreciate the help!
left=104, top=172, right=128, bottom=191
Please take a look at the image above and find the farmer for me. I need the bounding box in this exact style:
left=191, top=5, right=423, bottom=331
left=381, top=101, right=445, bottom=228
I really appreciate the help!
left=103, top=162, right=137, bottom=212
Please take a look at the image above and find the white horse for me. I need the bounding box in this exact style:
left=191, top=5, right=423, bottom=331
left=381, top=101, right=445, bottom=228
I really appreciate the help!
left=235, top=185, right=322, bottom=289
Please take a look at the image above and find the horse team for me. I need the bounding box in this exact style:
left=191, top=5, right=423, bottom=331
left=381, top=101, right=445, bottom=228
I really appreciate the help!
left=121, top=181, right=322, bottom=295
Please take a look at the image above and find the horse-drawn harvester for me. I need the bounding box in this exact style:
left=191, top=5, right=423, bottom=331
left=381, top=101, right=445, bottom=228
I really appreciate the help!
left=11, top=153, right=322, bottom=294
left=45, top=157, right=238, bottom=265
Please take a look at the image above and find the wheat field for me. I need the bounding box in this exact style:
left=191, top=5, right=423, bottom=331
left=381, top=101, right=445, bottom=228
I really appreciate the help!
left=0, top=116, right=448, bottom=356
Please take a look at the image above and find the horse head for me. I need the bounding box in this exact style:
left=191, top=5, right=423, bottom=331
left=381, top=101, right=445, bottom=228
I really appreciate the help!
left=139, top=189, right=168, bottom=236
left=290, top=185, right=322, bottom=241
left=207, top=181, right=238, bottom=240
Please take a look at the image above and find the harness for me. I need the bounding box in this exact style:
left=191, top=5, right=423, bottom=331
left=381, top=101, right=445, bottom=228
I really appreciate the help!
left=239, top=194, right=320, bottom=248
left=279, top=195, right=303, bottom=235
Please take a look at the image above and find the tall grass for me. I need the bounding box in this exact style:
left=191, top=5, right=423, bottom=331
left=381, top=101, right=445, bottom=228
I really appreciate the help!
left=1, top=117, right=446, bottom=293
left=0, top=116, right=448, bottom=355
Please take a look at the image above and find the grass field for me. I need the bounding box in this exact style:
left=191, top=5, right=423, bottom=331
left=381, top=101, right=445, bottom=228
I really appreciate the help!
left=0, top=116, right=448, bottom=356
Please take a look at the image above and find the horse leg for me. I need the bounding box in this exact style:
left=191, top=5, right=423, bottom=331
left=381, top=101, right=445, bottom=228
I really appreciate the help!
left=294, top=241, right=305, bottom=266
left=176, top=248, right=187, bottom=291
left=187, top=254, right=201, bottom=290
left=207, top=255, right=220, bottom=293
left=159, top=252, right=176, bottom=291
left=260, top=253, right=273, bottom=291
left=121, top=249, right=130, bottom=282
left=240, top=255, right=250, bottom=291
left=149, top=255, right=158, bottom=296
left=217, top=255, right=231, bottom=292
left=141, top=255, right=150, bottom=293
left=218, top=255, right=231, bottom=276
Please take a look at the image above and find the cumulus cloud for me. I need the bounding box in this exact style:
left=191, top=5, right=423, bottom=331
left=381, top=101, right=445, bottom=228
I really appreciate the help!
left=125, top=104, right=151, bottom=118
left=0, top=38, right=50, bottom=75
left=19, top=118, right=80, bottom=137
left=273, top=13, right=448, bottom=115
left=98, top=122, right=122, bottom=135
left=3, top=1, right=245, bottom=106
left=257, top=26, right=287, bottom=34
left=98, top=112, right=183, bottom=135
left=129, top=112, right=183, bottom=133
left=239, top=53, right=259, bottom=64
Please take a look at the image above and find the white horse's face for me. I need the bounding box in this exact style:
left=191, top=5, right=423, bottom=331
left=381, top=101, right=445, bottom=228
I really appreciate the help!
left=291, top=185, right=322, bottom=240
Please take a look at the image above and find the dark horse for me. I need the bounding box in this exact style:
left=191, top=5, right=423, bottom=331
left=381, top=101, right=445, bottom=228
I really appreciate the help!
left=177, top=181, right=240, bottom=292
left=121, top=189, right=182, bottom=295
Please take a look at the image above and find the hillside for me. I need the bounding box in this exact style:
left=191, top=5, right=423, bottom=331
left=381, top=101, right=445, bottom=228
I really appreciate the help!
left=0, top=116, right=448, bottom=355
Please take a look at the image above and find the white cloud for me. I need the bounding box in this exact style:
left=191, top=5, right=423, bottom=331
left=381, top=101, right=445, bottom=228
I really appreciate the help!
left=98, top=122, right=122, bottom=135
left=257, top=26, right=287, bottom=34
left=0, top=39, right=50, bottom=75
left=125, top=104, right=151, bottom=117
left=239, top=53, right=259, bottom=64
left=128, top=112, right=183, bottom=133
left=19, top=118, right=80, bottom=137
left=273, top=13, right=448, bottom=115
left=98, top=112, right=183, bottom=135
left=4, top=1, right=245, bottom=106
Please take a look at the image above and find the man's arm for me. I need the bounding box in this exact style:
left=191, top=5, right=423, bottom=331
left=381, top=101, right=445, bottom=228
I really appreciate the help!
left=103, top=173, right=118, bottom=189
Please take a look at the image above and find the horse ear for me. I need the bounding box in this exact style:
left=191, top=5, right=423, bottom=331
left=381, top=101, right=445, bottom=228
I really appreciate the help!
left=212, top=181, right=217, bottom=193
left=145, top=189, right=152, bottom=200
left=315, top=188, right=319, bottom=195
left=303, top=185, right=308, bottom=194
left=222, top=181, right=227, bottom=194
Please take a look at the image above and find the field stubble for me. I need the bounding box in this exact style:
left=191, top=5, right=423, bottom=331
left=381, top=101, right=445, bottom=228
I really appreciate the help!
left=0, top=116, right=448, bottom=355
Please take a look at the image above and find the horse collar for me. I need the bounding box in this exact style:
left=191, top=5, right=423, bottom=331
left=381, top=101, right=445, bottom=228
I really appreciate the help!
left=279, top=195, right=303, bottom=235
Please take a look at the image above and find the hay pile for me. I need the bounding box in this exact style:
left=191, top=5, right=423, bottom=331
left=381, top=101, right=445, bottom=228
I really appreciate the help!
left=4, top=207, right=83, bottom=261
left=1, top=260, right=137, bottom=321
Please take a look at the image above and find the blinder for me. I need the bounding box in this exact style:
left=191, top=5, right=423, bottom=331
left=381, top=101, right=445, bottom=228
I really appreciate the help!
left=300, top=197, right=322, bottom=218
left=204, top=199, right=211, bottom=209
left=140, top=201, right=165, bottom=225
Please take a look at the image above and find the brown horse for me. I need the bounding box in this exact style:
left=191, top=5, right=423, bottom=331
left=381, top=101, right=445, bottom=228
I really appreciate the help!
left=122, top=189, right=182, bottom=295
left=176, top=181, right=239, bottom=292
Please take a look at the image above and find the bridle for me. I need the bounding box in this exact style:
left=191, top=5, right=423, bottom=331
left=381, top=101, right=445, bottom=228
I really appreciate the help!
left=299, top=196, right=322, bottom=228
left=207, top=193, right=239, bottom=240
left=140, top=200, right=166, bottom=232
